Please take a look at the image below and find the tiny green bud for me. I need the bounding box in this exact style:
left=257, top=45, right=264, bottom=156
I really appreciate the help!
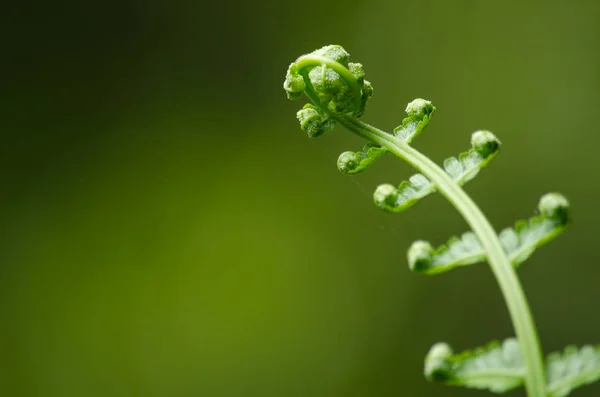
left=355, top=80, right=373, bottom=118
left=296, top=104, right=335, bottom=138
left=348, top=62, right=365, bottom=83
left=471, top=130, right=501, bottom=158
left=283, top=63, right=306, bottom=100
left=308, top=66, right=346, bottom=94
left=424, top=342, right=453, bottom=381
left=328, top=88, right=354, bottom=114
left=373, top=184, right=398, bottom=210
left=337, top=151, right=361, bottom=174
left=407, top=240, right=434, bottom=272
left=405, top=98, right=434, bottom=121
left=314, top=44, right=350, bottom=66
left=286, top=90, right=303, bottom=101
left=538, top=193, right=569, bottom=225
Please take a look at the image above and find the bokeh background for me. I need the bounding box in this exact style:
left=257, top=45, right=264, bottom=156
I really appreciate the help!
left=1, top=0, right=599, bottom=396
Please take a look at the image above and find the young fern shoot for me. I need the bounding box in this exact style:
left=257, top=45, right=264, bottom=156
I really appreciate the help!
left=283, top=45, right=599, bottom=397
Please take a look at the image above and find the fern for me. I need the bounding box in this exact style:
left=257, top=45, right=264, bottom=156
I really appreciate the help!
left=374, top=130, right=500, bottom=212
left=283, top=44, right=594, bottom=397
left=408, top=193, right=569, bottom=274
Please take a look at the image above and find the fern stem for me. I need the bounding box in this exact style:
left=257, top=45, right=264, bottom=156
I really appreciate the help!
left=333, top=115, right=547, bottom=397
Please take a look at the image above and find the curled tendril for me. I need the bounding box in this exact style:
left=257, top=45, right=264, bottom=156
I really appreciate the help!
left=393, top=98, right=436, bottom=143
left=538, top=192, right=569, bottom=225
left=337, top=143, right=387, bottom=175
left=283, top=45, right=374, bottom=136
left=425, top=342, right=454, bottom=382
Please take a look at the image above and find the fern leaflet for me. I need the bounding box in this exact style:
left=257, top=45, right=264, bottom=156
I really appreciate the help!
left=425, top=338, right=525, bottom=393
left=337, top=143, right=387, bottom=175
left=408, top=193, right=569, bottom=274
left=374, top=130, right=500, bottom=212
left=425, top=340, right=600, bottom=397
left=393, top=98, right=435, bottom=143
left=337, top=99, right=435, bottom=175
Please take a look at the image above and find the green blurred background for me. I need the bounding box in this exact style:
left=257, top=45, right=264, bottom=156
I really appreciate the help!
left=1, top=1, right=599, bottom=396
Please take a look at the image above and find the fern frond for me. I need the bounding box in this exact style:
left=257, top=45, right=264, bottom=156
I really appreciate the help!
left=425, top=338, right=525, bottom=393
left=408, top=193, right=569, bottom=274
left=374, top=130, right=500, bottom=212
left=285, top=48, right=585, bottom=397
left=547, top=345, right=600, bottom=397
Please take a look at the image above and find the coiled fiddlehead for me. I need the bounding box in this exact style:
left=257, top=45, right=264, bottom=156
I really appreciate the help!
left=283, top=45, right=595, bottom=397
left=284, top=45, right=373, bottom=137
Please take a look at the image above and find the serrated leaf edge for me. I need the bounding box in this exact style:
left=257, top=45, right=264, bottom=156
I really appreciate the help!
left=546, top=344, right=600, bottom=397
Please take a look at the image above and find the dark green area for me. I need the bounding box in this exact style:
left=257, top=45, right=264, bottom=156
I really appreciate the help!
left=1, top=1, right=599, bottom=396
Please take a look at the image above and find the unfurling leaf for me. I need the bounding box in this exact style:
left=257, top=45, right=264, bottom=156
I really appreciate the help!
left=425, top=340, right=600, bottom=396
left=373, top=174, right=433, bottom=212
left=284, top=45, right=373, bottom=118
left=337, top=98, right=435, bottom=175
left=425, top=338, right=525, bottom=393
left=296, top=104, right=336, bottom=138
left=443, top=130, right=500, bottom=185
left=374, top=130, right=500, bottom=212
left=337, top=143, right=387, bottom=175
left=284, top=48, right=591, bottom=397
left=393, top=98, right=436, bottom=143
left=408, top=193, right=569, bottom=274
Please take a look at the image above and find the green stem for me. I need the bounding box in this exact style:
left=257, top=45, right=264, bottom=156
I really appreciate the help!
left=333, top=115, right=547, bottom=397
